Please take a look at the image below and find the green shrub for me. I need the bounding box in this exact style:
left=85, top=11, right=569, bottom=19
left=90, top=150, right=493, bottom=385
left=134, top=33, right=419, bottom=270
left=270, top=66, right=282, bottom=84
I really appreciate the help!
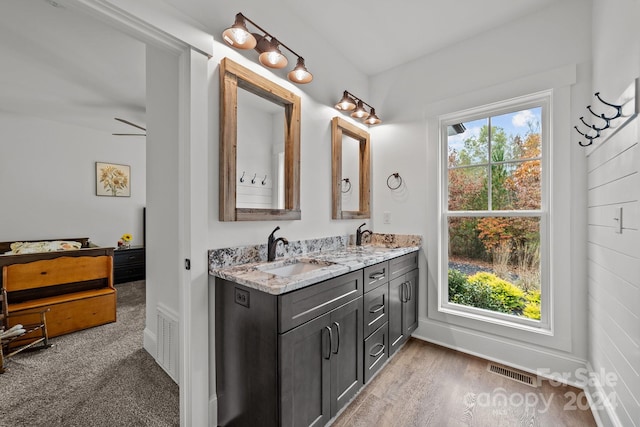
left=448, top=268, right=468, bottom=296
left=522, top=290, right=541, bottom=320
left=449, top=270, right=532, bottom=316
left=467, top=272, right=525, bottom=313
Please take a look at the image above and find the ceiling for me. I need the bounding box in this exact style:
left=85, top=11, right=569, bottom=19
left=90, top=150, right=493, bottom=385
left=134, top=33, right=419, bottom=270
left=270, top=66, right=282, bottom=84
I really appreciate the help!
left=0, top=0, right=561, bottom=134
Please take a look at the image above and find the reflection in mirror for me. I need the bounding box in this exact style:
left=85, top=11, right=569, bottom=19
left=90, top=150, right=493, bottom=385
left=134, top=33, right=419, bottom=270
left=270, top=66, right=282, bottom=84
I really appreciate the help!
left=219, top=57, right=301, bottom=221
left=236, top=88, right=285, bottom=210
left=341, top=134, right=360, bottom=212
left=332, top=117, right=370, bottom=219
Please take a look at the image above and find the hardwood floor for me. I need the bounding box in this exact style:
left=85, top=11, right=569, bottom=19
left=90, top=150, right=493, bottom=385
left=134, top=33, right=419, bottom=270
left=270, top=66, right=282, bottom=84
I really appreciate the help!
left=332, top=338, right=597, bottom=427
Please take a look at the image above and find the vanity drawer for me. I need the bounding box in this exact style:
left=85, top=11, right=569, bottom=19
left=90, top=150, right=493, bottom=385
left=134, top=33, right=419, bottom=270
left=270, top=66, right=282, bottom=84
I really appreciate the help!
left=363, top=261, right=389, bottom=293
left=363, top=283, right=387, bottom=338
left=278, top=270, right=363, bottom=333
left=364, top=322, right=388, bottom=384
left=389, top=252, right=418, bottom=280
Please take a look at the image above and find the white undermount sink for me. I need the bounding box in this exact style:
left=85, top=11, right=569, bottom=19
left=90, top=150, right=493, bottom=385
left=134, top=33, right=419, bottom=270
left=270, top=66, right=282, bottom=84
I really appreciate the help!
left=259, top=259, right=330, bottom=277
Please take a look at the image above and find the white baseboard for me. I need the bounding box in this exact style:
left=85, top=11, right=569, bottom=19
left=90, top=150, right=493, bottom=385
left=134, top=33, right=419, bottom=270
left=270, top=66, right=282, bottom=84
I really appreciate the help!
left=413, top=318, right=588, bottom=388
left=209, top=395, right=218, bottom=427
left=583, top=362, right=623, bottom=427
left=143, top=327, right=156, bottom=358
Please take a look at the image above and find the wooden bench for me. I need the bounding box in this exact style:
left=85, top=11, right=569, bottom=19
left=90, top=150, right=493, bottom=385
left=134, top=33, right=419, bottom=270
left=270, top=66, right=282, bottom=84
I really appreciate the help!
left=2, top=255, right=116, bottom=338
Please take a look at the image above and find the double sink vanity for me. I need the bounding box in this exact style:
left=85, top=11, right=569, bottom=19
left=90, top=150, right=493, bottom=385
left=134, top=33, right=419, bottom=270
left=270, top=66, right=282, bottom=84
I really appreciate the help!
left=213, top=56, right=420, bottom=426
left=210, top=233, right=421, bottom=427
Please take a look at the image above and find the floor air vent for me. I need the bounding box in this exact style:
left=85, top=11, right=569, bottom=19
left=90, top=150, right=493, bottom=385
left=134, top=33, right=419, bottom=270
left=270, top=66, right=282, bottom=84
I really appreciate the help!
left=487, top=363, right=537, bottom=387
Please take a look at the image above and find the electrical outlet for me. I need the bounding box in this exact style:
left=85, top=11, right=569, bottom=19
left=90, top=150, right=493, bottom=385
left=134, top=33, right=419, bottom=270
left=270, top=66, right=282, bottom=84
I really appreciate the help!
left=383, top=211, right=391, bottom=224
left=234, top=288, right=250, bottom=308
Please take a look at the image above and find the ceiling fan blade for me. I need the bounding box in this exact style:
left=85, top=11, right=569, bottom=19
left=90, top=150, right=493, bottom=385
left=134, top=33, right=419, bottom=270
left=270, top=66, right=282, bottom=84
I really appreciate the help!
left=112, top=133, right=146, bottom=136
left=114, top=117, right=146, bottom=131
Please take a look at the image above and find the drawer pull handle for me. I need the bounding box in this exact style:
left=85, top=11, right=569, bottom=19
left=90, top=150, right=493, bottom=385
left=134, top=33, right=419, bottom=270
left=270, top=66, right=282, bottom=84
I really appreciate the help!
left=407, top=281, right=412, bottom=301
left=369, top=304, right=384, bottom=314
left=369, top=271, right=385, bottom=280
left=332, top=321, right=340, bottom=355
left=369, top=344, right=385, bottom=358
left=323, top=326, right=333, bottom=360
left=128, top=256, right=136, bottom=260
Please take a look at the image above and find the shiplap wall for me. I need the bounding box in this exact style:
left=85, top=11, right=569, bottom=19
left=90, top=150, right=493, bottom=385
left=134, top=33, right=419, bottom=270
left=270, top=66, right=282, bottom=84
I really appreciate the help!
left=587, top=115, right=640, bottom=427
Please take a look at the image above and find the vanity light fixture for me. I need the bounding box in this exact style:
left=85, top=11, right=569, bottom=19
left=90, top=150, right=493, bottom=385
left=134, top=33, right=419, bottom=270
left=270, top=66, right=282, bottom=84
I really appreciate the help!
left=222, top=12, right=313, bottom=84
left=334, top=90, right=382, bottom=125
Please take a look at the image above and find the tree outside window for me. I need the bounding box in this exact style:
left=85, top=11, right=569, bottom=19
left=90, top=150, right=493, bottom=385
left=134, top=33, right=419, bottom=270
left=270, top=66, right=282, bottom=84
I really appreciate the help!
left=445, top=105, right=544, bottom=322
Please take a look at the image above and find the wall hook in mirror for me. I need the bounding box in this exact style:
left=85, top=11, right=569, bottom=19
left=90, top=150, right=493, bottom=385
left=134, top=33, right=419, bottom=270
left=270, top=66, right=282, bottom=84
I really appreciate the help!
left=262, top=175, right=267, bottom=185
left=240, top=171, right=245, bottom=183
left=341, top=178, right=351, bottom=193
left=387, top=173, right=402, bottom=190
left=251, top=173, right=257, bottom=184
left=594, top=92, right=623, bottom=121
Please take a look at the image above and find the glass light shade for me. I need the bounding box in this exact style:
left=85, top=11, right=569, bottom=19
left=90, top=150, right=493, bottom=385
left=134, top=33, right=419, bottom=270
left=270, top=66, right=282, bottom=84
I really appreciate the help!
left=351, top=101, right=368, bottom=119
left=364, top=108, right=381, bottom=125
left=335, top=91, right=356, bottom=111
left=259, top=40, right=288, bottom=69
left=222, top=14, right=256, bottom=49
left=288, top=57, right=313, bottom=84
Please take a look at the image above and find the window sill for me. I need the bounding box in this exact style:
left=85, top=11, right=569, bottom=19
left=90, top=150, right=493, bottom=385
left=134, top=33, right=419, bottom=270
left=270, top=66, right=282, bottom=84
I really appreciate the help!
left=438, top=303, right=552, bottom=336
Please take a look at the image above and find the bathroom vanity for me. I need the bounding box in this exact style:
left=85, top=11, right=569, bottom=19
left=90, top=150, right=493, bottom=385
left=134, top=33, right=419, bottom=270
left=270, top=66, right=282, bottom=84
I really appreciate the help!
left=212, top=242, right=419, bottom=427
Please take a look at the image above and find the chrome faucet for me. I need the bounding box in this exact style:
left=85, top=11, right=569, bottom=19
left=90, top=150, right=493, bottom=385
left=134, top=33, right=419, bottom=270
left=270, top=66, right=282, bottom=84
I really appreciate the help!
left=267, top=226, right=289, bottom=262
left=356, top=223, right=372, bottom=246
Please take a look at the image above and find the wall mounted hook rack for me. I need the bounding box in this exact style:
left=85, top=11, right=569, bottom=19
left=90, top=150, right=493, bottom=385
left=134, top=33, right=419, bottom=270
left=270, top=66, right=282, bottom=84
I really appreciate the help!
left=574, top=78, right=639, bottom=148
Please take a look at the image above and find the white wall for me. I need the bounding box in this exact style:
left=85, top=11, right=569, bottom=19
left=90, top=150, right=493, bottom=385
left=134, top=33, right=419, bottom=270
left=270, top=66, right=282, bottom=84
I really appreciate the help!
left=587, top=1, right=640, bottom=426
left=143, top=43, right=181, bottom=357
left=369, top=0, right=592, bottom=379
left=0, top=112, right=146, bottom=247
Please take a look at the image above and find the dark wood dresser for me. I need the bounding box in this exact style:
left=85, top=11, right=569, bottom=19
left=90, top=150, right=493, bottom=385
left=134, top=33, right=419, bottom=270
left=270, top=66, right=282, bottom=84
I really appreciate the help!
left=113, top=246, right=145, bottom=284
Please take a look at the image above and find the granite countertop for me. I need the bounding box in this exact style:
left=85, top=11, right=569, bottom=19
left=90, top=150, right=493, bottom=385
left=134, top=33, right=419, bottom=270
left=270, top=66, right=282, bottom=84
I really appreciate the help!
left=211, top=244, right=420, bottom=295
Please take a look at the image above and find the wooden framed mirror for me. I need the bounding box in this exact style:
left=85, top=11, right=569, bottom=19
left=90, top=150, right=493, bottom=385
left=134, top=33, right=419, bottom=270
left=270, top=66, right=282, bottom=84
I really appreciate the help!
left=219, top=57, right=301, bottom=221
left=332, top=116, right=370, bottom=219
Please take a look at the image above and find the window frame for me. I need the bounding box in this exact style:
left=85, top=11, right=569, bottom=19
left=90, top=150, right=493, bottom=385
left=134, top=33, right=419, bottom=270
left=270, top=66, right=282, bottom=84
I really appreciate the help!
left=439, top=91, right=551, bottom=333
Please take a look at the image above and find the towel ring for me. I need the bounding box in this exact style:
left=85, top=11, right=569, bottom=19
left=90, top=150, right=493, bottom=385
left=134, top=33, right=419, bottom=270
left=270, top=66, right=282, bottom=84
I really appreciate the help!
left=341, top=178, right=351, bottom=193
left=387, top=173, right=402, bottom=190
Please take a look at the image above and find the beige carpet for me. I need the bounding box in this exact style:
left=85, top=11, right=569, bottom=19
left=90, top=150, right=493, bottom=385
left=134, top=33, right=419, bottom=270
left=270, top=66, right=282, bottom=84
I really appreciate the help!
left=0, top=281, right=179, bottom=427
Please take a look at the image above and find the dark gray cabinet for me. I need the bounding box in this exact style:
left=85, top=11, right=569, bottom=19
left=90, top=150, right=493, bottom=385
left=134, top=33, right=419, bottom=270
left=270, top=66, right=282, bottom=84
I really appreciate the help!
left=216, top=270, right=363, bottom=427
left=279, top=311, right=331, bottom=427
left=389, top=263, right=418, bottom=356
left=215, top=251, right=419, bottom=426
left=280, top=296, right=363, bottom=426
left=362, top=261, right=389, bottom=383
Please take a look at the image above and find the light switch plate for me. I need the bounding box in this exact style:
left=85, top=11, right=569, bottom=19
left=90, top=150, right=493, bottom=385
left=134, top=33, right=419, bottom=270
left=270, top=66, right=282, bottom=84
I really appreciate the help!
left=614, top=207, right=623, bottom=234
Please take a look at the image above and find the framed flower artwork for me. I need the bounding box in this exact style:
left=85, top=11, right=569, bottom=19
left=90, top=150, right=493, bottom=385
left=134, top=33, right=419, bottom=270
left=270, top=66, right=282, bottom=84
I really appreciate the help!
left=96, top=162, right=131, bottom=197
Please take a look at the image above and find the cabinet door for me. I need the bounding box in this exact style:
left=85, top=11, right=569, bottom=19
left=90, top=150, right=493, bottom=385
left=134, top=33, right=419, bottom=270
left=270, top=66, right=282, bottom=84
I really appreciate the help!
left=403, top=269, right=418, bottom=336
left=280, top=312, right=332, bottom=427
left=330, top=297, right=363, bottom=416
left=388, top=275, right=405, bottom=356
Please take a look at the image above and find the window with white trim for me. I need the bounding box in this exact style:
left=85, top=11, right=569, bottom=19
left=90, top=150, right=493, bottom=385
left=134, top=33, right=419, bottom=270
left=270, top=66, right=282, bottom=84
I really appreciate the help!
left=441, top=93, right=549, bottom=329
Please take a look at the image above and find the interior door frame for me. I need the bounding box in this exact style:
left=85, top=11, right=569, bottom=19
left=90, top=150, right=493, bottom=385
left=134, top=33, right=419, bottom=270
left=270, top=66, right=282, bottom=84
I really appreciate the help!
left=60, top=1, right=212, bottom=425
